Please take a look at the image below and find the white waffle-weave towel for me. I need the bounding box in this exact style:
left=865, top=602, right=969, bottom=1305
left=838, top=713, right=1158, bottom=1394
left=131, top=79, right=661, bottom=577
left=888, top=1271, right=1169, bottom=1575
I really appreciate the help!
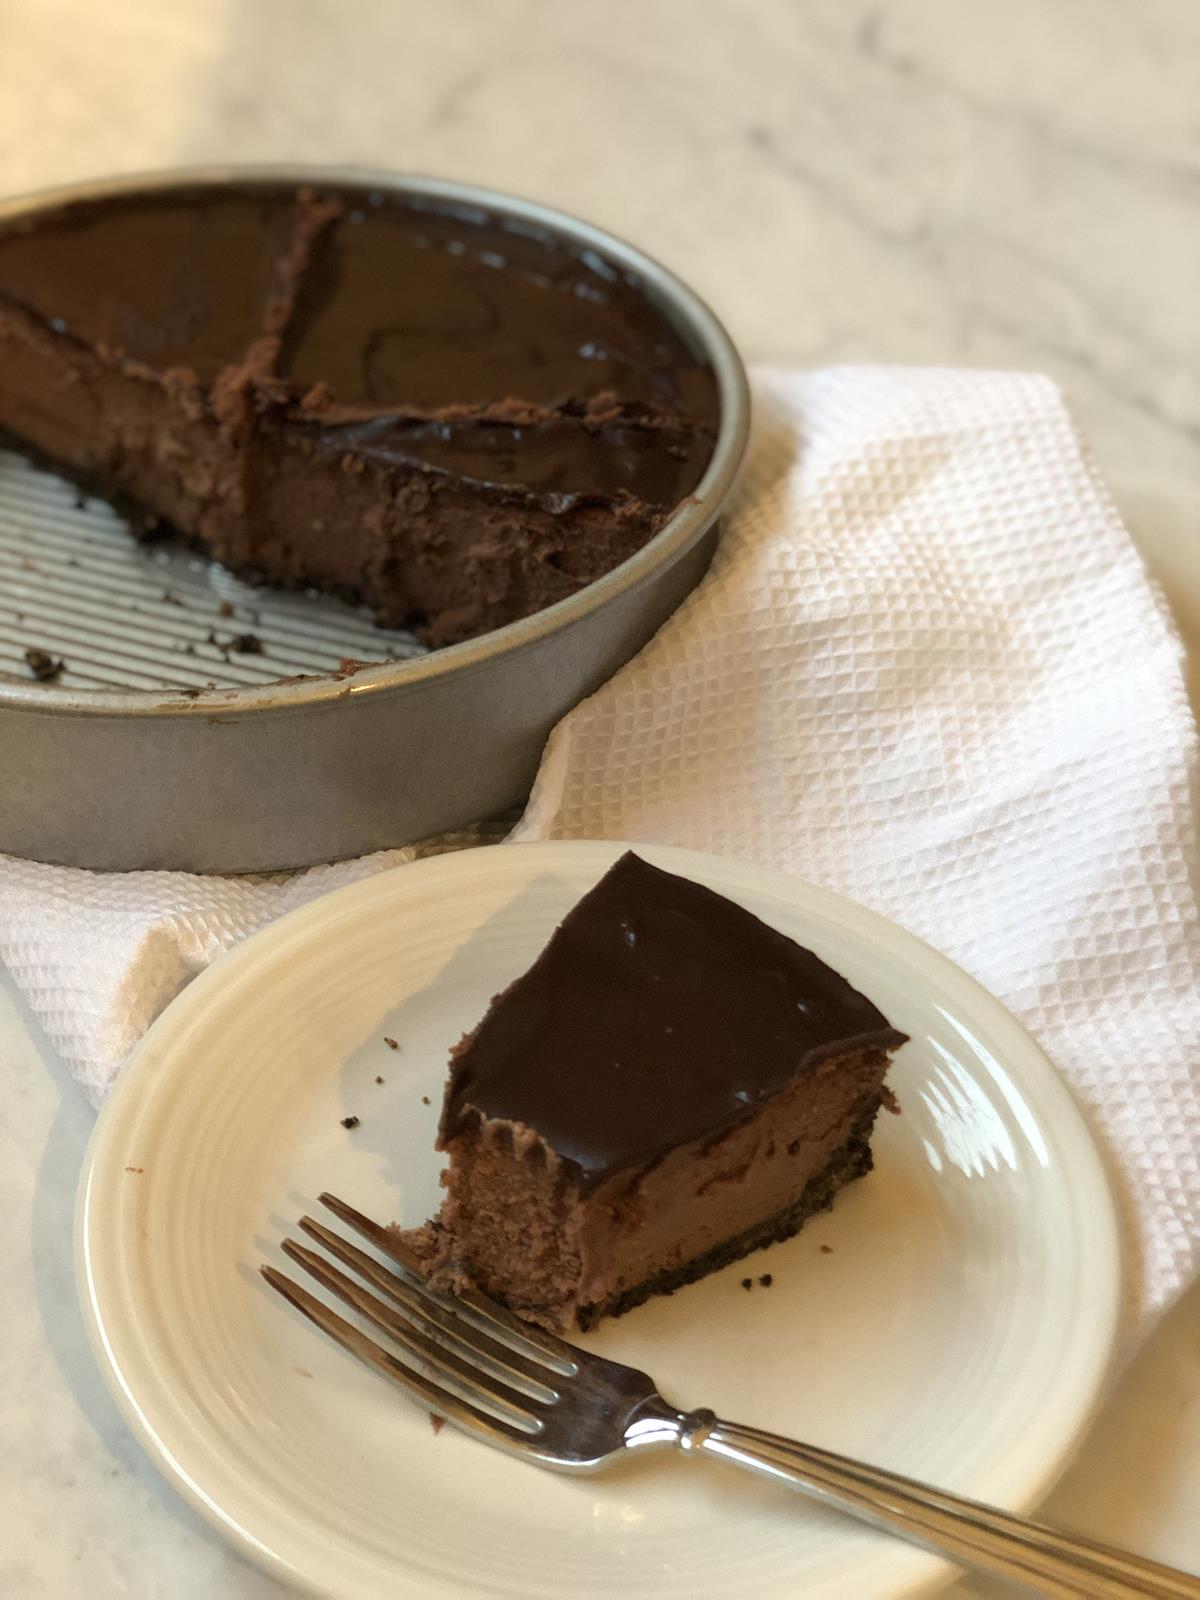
left=1, top=366, right=1197, bottom=1343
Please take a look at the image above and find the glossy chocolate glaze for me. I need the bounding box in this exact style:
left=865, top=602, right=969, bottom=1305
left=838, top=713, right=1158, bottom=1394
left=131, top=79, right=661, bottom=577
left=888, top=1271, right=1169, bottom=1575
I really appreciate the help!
left=280, top=199, right=712, bottom=417
left=301, top=405, right=712, bottom=511
left=0, top=191, right=297, bottom=382
left=0, top=184, right=717, bottom=509
left=442, top=853, right=907, bottom=1191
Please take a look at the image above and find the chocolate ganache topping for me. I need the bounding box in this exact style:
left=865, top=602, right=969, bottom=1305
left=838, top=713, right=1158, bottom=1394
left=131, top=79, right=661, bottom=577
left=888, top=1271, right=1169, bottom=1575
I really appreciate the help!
left=0, top=183, right=720, bottom=643
left=442, top=853, right=908, bottom=1190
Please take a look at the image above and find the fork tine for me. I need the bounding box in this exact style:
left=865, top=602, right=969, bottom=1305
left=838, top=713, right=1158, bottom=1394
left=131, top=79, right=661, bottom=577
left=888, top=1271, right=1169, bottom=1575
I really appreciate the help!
left=280, top=1239, right=542, bottom=1427
left=261, top=1265, right=537, bottom=1445
left=297, top=1217, right=560, bottom=1401
left=318, top=1191, right=579, bottom=1374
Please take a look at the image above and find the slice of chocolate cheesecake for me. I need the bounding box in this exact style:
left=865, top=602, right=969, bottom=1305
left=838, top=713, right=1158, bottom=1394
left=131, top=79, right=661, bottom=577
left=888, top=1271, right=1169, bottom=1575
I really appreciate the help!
left=0, top=182, right=718, bottom=646
left=404, top=852, right=907, bottom=1332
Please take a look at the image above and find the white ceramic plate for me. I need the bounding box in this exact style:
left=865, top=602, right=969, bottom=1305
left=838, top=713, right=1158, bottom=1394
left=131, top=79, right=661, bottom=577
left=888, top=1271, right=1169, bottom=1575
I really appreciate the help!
left=77, top=841, right=1121, bottom=1600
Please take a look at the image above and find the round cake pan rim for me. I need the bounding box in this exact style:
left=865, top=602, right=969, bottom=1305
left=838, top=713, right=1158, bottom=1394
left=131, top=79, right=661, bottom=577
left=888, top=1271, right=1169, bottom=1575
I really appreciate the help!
left=0, top=163, right=750, bottom=722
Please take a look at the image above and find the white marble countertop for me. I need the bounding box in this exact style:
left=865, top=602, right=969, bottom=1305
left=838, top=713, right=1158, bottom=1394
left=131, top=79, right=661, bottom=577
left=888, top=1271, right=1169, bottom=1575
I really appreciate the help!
left=1, top=1, right=1198, bottom=1595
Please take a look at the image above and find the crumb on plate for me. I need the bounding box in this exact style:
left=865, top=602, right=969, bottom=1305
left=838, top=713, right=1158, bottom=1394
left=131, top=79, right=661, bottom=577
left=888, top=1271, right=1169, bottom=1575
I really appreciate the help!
left=24, top=647, right=64, bottom=681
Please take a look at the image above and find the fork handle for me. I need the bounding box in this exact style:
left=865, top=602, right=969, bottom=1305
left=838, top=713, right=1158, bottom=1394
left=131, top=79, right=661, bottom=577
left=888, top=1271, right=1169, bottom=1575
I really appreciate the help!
left=680, top=1412, right=1200, bottom=1598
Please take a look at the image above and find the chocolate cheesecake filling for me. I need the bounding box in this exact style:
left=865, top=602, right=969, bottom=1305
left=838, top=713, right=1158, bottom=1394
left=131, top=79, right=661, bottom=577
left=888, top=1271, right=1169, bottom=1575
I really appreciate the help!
left=407, top=854, right=907, bottom=1331
left=0, top=184, right=718, bottom=645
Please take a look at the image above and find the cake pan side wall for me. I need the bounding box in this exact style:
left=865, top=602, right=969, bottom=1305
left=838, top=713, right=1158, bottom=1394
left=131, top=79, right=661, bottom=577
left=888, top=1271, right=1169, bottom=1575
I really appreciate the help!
left=0, top=523, right=717, bottom=871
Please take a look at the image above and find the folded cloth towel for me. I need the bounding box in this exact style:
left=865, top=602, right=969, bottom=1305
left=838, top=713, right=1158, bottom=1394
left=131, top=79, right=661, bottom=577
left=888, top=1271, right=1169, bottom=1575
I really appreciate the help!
left=2, top=366, right=1196, bottom=1346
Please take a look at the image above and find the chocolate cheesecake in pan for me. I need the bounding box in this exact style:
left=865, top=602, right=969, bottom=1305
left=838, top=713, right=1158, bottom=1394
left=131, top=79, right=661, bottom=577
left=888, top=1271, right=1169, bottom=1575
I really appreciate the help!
left=0, top=184, right=718, bottom=646
left=403, top=853, right=907, bottom=1332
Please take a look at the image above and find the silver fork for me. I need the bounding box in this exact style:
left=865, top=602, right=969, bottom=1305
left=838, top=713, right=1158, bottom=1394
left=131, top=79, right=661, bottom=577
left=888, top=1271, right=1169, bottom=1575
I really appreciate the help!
left=264, top=1194, right=1200, bottom=1600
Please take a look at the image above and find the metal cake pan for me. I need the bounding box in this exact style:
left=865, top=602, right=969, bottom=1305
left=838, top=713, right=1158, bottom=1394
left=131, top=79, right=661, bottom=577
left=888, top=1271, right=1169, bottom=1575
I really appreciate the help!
left=0, top=166, right=749, bottom=873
